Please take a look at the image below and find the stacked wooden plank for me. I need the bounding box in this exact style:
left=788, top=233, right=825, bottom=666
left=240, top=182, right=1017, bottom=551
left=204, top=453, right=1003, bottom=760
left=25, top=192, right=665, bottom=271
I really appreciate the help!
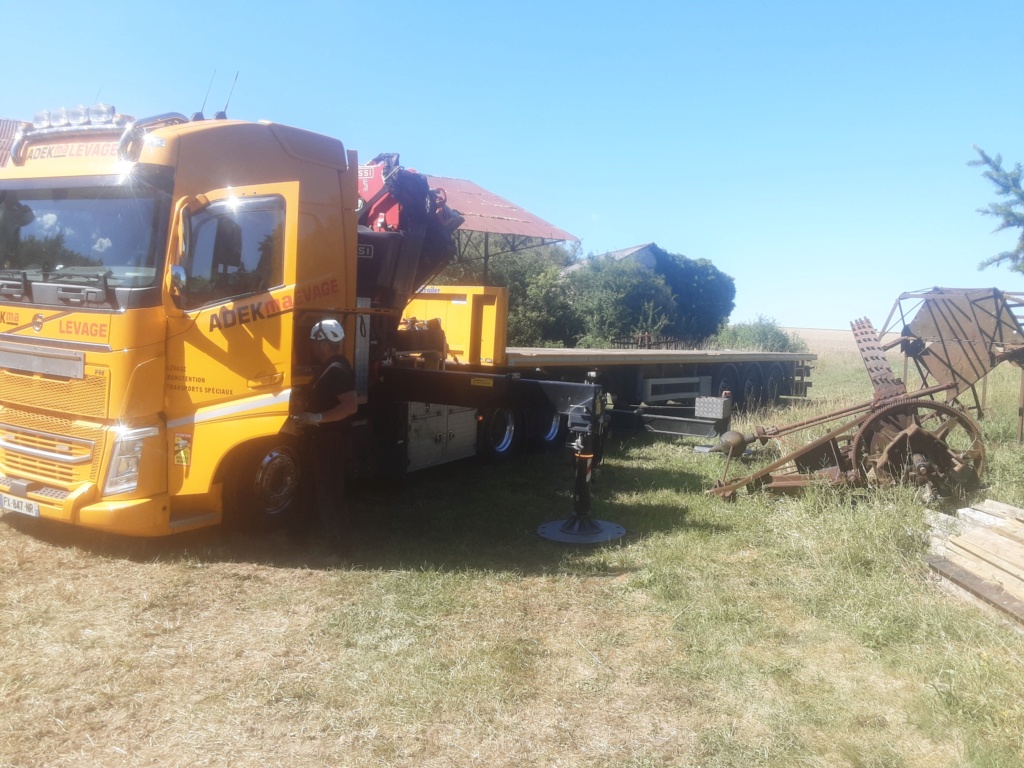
left=926, top=499, right=1024, bottom=626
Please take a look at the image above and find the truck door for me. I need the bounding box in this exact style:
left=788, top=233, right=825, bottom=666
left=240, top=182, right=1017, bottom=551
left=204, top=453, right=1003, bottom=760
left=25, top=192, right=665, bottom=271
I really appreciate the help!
left=165, top=183, right=298, bottom=489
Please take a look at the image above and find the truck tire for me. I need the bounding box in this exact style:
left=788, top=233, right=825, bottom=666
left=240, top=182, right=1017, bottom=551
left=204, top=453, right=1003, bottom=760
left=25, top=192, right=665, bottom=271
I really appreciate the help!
left=226, top=436, right=304, bottom=530
left=713, top=364, right=740, bottom=401
left=740, top=364, right=763, bottom=407
left=763, top=363, right=787, bottom=404
left=478, top=407, right=521, bottom=461
left=526, top=409, right=566, bottom=453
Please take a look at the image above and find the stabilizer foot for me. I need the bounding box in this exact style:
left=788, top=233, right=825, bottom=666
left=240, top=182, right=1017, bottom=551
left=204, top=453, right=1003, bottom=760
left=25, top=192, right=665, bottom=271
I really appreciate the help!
left=537, top=516, right=625, bottom=544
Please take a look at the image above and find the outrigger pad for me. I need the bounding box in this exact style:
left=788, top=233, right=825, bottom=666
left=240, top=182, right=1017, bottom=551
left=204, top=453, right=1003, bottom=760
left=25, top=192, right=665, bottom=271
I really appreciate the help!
left=537, top=517, right=626, bottom=544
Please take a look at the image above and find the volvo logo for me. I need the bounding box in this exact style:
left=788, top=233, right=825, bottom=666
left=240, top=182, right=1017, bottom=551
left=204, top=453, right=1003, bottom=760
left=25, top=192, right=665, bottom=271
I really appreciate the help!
left=32, top=313, right=44, bottom=332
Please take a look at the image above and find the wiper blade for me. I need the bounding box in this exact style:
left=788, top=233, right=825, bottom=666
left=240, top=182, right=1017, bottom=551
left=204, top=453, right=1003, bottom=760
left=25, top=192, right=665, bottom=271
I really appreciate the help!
left=50, top=271, right=115, bottom=305
left=47, top=272, right=96, bottom=284
left=47, top=270, right=115, bottom=286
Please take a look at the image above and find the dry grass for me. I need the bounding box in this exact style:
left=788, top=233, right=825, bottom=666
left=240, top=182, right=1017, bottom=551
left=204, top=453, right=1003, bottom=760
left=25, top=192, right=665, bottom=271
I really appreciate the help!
left=786, top=327, right=863, bottom=355
left=0, top=525, right=708, bottom=767
left=3, top=336, right=1024, bottom=767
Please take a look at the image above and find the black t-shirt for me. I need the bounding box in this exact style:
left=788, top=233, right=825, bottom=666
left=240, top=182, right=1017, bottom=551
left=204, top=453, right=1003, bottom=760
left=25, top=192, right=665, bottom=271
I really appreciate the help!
left=307, top=354, right=355, bottom=432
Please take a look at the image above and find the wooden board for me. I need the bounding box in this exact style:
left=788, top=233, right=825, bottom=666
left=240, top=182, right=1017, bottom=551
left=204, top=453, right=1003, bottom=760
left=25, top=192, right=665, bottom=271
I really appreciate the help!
left=927, top=500, right=1024, bottom=625
left=973, top=498, right=1024, bottom=522
left=926, top=555, right=1024, bottom=625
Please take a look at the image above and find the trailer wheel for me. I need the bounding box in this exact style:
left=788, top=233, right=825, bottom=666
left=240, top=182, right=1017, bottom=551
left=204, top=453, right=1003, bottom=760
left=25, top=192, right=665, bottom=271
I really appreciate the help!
left=740, top=364, right=763, bottom=407
left=479, top=407, right=521, bottom=461
left=226, top=437, right=304, bottom=530
left=713, top=364, right=740, bottom=400
left=763, top=363, right=787, bottom=404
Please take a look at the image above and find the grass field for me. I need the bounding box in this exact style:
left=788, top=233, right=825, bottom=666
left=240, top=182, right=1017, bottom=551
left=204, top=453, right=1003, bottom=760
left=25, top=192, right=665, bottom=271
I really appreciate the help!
left=2, top=336, right=1024, bottom=767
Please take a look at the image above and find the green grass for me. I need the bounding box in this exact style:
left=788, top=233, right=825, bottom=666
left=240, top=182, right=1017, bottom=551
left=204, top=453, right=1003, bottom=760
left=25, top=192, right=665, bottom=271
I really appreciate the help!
left=2, top=348, right=1024, bottom=766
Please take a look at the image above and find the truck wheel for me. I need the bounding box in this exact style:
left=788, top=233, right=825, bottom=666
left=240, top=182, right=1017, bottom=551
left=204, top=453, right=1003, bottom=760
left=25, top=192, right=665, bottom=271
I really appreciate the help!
left=227, top=437, right=304, bottom=530
left=526, top=409, right=566, bottom=453
left=713, top=364, right=740, bottom=400
left=763, top=363, right=787, bottom=404
left=478, top=407, right=521, bottom=461
left=740, top=364, right=763, bottom=407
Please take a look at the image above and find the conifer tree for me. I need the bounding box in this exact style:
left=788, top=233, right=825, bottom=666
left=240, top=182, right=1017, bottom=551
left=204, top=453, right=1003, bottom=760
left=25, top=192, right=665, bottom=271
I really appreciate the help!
left=970, top=146, right=1024, bottom=273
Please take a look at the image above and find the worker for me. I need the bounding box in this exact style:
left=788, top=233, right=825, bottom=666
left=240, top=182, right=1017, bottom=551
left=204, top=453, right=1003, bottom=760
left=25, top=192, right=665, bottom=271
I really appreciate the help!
left=291, top=318, right=358, bottom=541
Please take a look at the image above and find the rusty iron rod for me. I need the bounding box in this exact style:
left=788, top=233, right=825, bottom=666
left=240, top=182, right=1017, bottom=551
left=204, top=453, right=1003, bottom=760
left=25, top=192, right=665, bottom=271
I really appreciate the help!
left=1018, top=367, right=1024, bottom=444
left=760, top=383, right=953, bottom=441
left=710, top=410, right=875, bottom=497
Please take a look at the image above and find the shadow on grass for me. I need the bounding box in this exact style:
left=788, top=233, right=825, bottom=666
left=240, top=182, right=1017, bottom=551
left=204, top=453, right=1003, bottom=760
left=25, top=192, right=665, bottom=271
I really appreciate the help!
left=1, top=443, right=732, bottom=574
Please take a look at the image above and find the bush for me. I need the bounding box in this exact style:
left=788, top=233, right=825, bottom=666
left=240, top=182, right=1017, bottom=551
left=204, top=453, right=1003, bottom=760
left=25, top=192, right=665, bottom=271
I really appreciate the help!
left=710, top=315, right=808, bottom=353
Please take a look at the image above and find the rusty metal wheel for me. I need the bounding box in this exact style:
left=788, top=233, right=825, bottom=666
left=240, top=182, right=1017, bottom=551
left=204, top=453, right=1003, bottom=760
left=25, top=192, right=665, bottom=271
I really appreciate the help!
left=850, top=400, right=984, bottom=496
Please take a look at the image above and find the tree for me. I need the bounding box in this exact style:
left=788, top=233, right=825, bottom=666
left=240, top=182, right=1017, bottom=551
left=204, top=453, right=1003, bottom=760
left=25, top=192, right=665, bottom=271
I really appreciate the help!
left=430, top=236, right=735, bottom=348
left=434, top=240, right=581, bottom=346
left=505, top=263, right=582, bottom=347
left=15, top=232, right=91, bottom=270
left=969, top=146, right=1024, bottom=273
left=649, top=246, right=735, bottom=340
left=565, top=256, right=677, bottom=347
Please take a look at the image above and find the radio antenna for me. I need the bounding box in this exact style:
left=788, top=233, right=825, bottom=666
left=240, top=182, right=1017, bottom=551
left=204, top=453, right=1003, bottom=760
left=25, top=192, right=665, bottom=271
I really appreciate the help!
left=215, top=72, right=238, bottom=119
left=193, top=71, right=217, bottom=120
left=92, top=88, right=103, bottom=105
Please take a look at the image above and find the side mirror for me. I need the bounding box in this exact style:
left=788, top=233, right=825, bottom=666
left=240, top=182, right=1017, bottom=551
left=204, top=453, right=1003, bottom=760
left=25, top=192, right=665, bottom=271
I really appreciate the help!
left=169, top=265, right=187, bottom=308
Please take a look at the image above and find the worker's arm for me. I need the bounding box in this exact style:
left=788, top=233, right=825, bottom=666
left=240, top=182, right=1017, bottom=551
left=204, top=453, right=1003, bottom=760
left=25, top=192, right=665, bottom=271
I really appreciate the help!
left=293, top=390, right=357, bottom=426
left=319, top=390, right=358, bottom=424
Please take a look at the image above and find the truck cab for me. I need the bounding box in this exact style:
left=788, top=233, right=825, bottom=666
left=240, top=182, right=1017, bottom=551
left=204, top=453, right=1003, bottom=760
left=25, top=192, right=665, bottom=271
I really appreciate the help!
left=0, top=106, right=369, bottom=534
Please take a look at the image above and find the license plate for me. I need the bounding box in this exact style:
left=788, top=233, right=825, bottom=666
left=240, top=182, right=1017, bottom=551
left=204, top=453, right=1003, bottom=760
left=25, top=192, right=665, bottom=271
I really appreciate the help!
left=0, top=493, right=39, bottom=518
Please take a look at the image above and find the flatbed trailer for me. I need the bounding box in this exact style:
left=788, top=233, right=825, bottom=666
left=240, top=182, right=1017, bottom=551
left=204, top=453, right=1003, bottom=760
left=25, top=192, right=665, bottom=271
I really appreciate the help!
left=404, top=286, right=816, bottom=443
left=508, top=346, right=812, bottom=398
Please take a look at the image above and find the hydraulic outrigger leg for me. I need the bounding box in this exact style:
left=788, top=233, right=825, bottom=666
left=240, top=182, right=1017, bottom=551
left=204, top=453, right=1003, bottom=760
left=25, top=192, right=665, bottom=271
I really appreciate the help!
left=538, top=425, right=625, bottom=544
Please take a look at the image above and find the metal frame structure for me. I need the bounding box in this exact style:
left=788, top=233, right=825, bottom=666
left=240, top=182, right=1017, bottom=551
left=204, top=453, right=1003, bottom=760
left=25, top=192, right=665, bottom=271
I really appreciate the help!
left=877, top=287, right=1024, bottom=437
left=708, top=288, right=1024, bottom=500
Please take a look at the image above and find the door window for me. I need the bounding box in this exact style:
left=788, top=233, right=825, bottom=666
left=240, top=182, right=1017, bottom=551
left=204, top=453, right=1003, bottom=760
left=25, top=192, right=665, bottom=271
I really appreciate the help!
left=182, top=195, right=284, bottom=309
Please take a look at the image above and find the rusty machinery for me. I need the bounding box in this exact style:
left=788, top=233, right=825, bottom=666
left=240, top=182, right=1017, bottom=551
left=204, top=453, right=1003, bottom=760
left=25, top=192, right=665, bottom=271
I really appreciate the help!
left=708, top=288, right=1024, bottom=501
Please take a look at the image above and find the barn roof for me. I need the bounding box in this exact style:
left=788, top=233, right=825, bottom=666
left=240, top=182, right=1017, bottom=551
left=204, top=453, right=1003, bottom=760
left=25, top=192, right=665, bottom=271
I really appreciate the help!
left=426, top=175, right=577, bottom=242
left=0, top=119, right=20, bottom=167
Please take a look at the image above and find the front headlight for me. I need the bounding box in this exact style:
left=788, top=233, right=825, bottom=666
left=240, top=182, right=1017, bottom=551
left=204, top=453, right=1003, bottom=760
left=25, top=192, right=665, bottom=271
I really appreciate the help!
left=105, top=426, right=161, bottom=495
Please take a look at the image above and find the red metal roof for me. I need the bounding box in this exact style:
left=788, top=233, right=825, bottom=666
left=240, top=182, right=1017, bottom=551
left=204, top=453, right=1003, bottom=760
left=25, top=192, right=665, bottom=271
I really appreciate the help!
left=426, top=175, right=577, bottom=242
left=0, top=119, right=20, bottom=168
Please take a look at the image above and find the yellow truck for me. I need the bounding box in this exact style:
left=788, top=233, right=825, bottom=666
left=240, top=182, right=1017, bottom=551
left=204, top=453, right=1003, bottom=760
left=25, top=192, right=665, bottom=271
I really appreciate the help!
left=0, top=106, right=617, bottom=536
left=0, top=105, right=812, bottom=538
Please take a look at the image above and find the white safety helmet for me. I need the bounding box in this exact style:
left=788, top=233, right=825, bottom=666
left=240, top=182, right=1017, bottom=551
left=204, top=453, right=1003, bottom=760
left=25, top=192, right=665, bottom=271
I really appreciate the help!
left=310, top=318, right=345, bottom=343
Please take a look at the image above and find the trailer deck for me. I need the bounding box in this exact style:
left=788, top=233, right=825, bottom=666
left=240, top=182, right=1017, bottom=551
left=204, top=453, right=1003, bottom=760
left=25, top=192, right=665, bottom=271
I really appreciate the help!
left=505, top=347, right=815, bottom=368
left=404, top=286, right=816, bottom=408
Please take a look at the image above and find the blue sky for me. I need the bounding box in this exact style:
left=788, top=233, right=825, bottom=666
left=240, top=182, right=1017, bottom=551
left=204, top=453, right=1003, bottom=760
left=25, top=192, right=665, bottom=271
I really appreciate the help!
left=5, top=0, right=1023, bottom=329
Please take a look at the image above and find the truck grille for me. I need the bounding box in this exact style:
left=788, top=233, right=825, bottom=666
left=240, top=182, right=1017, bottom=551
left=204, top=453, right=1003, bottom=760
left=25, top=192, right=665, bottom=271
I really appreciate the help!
left=0, top=411, right=104, bottom=488
left=0, top=368, right=108, bottom=418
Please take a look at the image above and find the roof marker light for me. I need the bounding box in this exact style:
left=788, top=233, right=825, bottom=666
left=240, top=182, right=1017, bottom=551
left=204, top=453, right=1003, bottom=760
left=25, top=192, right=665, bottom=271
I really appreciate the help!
left=49, top=107, right=69, bottom=128
left=88, top=103, right=116, bottom=124
left=32, top=110, right=50, bottom=129
left=68, top=105, right=90, bottom=126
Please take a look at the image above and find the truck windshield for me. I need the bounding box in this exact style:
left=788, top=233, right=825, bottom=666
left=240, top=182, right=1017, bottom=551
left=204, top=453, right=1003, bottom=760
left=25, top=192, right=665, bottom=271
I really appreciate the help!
left=0, top=177, right=170, bottom=289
